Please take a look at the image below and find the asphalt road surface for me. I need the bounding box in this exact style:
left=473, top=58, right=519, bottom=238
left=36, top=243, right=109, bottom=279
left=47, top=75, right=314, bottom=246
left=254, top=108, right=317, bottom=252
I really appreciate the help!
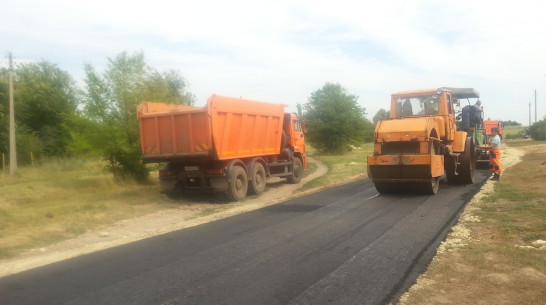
left=0, top=172, right=489, bottom=305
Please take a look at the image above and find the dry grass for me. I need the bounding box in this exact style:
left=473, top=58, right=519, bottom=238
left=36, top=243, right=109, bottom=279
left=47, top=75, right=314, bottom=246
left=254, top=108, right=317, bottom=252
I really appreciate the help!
left=503, top=125, right=525, bottom=139
left=0, top=158, right=175, bottom=259
left=398, top=141, right=546, bottom=305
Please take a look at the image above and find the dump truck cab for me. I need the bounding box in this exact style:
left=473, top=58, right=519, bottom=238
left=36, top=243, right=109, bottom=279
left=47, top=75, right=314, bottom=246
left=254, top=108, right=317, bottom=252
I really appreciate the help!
left=283, top=113, right=307, bottom=168
left=368, top=88, right=477, bottom=194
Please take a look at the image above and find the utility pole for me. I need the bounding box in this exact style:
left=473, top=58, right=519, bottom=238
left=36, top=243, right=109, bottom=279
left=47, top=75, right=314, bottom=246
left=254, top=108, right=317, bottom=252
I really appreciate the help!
left=9, top=52, right=17, bottom=176
left=534, top=89, right=537, bottom=124
left=529, top=102, right=531, bottom=127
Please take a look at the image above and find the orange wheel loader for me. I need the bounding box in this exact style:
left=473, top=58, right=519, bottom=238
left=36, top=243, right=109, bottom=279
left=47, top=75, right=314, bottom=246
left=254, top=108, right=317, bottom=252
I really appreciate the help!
left=367, top=88, right=479, bottom=194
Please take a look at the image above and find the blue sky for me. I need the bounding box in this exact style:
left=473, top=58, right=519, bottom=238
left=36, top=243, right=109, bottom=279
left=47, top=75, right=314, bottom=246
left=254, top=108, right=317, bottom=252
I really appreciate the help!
left=2, top=0, right=546, bottom=125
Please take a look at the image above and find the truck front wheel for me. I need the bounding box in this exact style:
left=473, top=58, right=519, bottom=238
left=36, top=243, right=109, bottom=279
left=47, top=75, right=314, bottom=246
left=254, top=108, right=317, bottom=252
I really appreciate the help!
left=226, top=166, right=248, bottom=201
left=287, top=157, right=303, bottom=184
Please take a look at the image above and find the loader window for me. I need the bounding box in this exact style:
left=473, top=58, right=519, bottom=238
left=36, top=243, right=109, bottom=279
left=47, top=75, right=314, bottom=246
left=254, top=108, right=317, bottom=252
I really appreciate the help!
left=395, top=95, right=439, bottom=117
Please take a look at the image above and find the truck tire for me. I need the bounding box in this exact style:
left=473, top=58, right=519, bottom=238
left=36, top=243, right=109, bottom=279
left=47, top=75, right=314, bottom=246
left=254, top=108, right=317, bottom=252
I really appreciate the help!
left=445, top=137, right=475, bottom=184
left=287, top=157, right=303, bottom=184
left=226, top=166, right=248, bottom=201
left=248, top=162, right=266, bottom=195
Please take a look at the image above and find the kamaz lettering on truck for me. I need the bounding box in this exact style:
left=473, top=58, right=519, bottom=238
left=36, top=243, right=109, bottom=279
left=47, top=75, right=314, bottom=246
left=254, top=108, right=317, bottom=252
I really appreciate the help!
left=137, top=95, right=306, bottom=201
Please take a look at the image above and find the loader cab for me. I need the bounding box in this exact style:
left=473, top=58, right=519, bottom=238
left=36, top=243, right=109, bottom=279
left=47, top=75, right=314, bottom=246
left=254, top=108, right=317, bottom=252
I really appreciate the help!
left=392, top=92, right=441, bottom=118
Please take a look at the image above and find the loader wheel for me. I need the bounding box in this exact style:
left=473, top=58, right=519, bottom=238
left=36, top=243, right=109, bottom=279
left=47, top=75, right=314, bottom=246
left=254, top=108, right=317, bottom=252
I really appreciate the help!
left=419, top=139, right=440, bottom=194
left=226, top=166, right=248, bottom=201
left=248, top=162, right=266, bottom=195
left=287, top=157, right=303, bottom=184
left=444, top=155, right=458, bottom=184
left=418, top=177, right=440, bottom=194
left=374, top=182, right=400, bottom=194
left=459, top=137, right=476, bottom=184
left=445, top=137, right=476, bottom=184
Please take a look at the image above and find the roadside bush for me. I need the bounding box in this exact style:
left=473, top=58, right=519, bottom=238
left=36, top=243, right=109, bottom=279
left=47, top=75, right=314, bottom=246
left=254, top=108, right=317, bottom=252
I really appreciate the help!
left=528, top=119, right=546, bottom=141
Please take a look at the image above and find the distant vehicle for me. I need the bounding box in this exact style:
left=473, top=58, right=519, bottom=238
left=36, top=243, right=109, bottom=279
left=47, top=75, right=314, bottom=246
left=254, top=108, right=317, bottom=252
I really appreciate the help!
left=367, top=87, right=479, bottom=194
left=483, top=120, right=503, bottom=139
left=475, top=120, right=503, bottom=164
left=137, top=95, right=306, bottom=201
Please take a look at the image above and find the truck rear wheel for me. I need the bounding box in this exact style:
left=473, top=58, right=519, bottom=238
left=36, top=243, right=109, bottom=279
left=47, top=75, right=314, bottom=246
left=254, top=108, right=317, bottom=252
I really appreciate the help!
left=226, top=166, right=248, bottom=201
left=248, top=162, right=266, bottom=195
left=287, top=157, right=303, bottom=184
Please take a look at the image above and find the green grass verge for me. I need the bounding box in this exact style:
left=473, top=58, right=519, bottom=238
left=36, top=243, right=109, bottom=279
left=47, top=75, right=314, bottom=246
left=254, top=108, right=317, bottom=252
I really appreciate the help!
left=479, top=142, right=546, bottom=244
left=503, top=125, right=525, bottom=139
left=299, top=143, right=373, bottom=192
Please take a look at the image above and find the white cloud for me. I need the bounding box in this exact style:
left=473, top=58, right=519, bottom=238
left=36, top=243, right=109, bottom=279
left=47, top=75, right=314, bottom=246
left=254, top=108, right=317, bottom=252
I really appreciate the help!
left=2, top=0, right=546, bottom=124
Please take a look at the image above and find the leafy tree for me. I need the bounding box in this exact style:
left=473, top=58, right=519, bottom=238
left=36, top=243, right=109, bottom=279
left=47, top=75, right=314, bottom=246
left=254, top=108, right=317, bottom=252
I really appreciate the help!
left=528, top=119, right=546, bottom=141
left=304, top=83, right=373, bottom=154
left=372, top=108, right=390, bottom=125
left=83, top=51, right=194, bottom=182
left=500, top=120, right=521, bottom=126
left=0, top=62, right=78, bottom=164
left=296, top=103, right=303, bottom=119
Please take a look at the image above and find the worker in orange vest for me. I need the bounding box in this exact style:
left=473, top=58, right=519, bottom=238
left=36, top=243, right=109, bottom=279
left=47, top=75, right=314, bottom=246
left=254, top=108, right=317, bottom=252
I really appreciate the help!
left=488, top=127, right=502, bottom=181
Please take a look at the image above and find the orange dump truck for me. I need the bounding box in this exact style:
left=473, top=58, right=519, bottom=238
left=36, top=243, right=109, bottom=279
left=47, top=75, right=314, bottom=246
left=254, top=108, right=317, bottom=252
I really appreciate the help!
left=483, top=120, right=503, bottom=139
left=137, top=95, right=306, bottom=201
left=367, top=88, right=478, bottom=194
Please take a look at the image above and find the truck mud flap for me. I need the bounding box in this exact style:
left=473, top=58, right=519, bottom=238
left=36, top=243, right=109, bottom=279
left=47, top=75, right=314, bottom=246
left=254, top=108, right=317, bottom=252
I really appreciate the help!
left=209, top=176, right=228, bottom=192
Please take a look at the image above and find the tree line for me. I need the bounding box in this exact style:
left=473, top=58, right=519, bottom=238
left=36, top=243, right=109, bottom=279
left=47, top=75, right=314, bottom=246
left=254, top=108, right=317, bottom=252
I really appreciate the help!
left=0, top=51, right=375, bottom=182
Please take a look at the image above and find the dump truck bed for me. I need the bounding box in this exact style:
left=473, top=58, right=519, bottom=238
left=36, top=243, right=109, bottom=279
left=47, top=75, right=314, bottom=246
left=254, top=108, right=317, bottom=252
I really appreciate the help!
left=138, top=95, right=286, bottom=162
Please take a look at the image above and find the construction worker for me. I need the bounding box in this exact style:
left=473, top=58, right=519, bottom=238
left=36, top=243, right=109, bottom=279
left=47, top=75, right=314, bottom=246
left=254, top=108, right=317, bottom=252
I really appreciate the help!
left=488, top=127, right=502, bottom=181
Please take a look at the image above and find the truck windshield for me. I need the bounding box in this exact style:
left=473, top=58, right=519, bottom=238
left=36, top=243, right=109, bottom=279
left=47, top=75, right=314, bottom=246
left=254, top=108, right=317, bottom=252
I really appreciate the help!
left=395, top=95, right=439, bottom=117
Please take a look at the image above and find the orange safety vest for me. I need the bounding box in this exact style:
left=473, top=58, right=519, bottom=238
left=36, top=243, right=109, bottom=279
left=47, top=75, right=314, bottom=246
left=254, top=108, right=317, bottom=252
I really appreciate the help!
left=489, top=147, right=501, bottom=174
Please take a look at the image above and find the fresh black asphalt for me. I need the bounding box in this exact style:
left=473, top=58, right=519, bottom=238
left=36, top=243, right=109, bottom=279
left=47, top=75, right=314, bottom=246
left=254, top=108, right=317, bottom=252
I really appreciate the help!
left=0, top=172, right=489, bottom=305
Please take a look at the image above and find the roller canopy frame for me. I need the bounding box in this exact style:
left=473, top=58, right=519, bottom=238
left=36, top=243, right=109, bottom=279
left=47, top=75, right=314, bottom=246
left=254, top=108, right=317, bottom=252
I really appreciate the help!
left=441, top=87, right=480, bottom=99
